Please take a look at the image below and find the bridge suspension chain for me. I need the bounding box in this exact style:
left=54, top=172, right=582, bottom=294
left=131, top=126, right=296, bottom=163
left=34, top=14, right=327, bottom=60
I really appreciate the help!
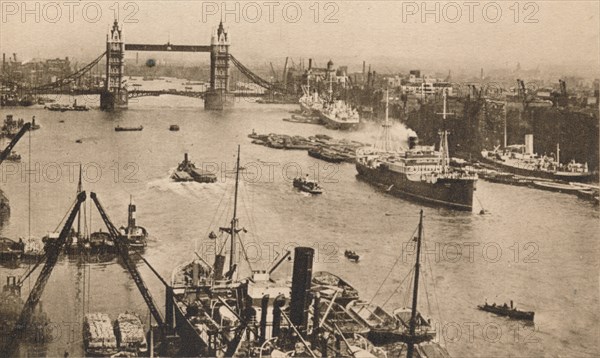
left=29, top=51, right=107, bottom=91
left=229, top=54, right=288, bottom=94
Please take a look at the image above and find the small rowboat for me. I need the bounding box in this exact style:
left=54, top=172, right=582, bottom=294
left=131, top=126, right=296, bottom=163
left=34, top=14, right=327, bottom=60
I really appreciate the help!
left=393, top=307, right=437, bottom=344
left=115, top=125, right=143, bottom=132
left=344, top=250, right=359, bottom=262
left=315, top=299, right=370, bottom=337
left=312, top=271, right=359, bottom=307
left=347, top=300, right=402, bottom=345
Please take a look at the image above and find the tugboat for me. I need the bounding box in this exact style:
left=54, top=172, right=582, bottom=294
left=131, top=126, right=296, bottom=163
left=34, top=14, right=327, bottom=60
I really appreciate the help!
left=171, top=153, right=217, bottom=183
left=30, top=117, right=40, bottom=130
left=169, top=124, right=180, bottom=131
left=356, top=90, right=477, bottom=211
left=478, top=300, right=534, bottom=321
left=344, top=250, right=359, bottom=262
left=45, top=103, right=70, bottom=112
left=293, top=175, right=323, bottom=194
left=118, top=196, right=148, bottom=249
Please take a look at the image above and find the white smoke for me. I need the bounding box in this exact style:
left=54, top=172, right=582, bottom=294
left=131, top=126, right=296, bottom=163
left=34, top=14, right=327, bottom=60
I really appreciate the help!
left=346, top=120, right=418, bottom=151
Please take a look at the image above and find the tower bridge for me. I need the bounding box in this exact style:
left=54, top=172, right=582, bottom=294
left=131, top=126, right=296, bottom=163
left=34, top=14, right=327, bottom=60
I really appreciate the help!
left=1, top=20, right=287, bottom=111
left=103, top=20, right=233, bottom=110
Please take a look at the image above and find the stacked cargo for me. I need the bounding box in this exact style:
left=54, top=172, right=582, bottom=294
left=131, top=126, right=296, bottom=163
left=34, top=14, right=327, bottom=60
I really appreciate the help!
left=114, top=313, right=148, bottom=354
left=83, top=313, right=118, bottom=356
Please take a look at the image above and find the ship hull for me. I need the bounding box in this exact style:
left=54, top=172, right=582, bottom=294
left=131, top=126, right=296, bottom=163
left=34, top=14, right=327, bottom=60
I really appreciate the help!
left=481, top=157, right=592, bottom=182
left=356, top=162, right=475, bottom=211
left=318, top=112, right=359, bottom=130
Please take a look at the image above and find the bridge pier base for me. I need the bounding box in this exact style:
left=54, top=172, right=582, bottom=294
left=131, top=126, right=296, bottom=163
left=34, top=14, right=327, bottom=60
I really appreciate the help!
left=100, top=90, right=128, bottom=111
left=204, top=90, right=234, bottom=110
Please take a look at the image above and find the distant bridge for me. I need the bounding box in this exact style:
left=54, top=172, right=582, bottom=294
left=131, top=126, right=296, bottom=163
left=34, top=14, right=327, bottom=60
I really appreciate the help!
left=1, top=20, right=287, bottom=111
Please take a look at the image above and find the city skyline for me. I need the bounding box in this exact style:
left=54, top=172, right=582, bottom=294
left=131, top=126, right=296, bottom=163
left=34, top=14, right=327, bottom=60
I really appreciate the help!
left=1, top=1, right=599, bottom=77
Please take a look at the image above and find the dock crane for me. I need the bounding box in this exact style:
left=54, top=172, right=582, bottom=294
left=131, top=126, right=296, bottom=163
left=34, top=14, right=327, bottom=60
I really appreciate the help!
left=282, top=57, right=289, bottom=89
left=270, top=62, right=278, bottom=83
left=0, top=122, right=31, bottom=165
left=1, top=191, right=87, bottom=357
left=89, top=192, right=166, bottom=330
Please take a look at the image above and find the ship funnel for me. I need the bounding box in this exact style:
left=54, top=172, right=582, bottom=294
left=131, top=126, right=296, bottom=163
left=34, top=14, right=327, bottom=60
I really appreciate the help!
left=408, top=136, right=419, bottom=149
left=213, top=254, right=226, bottom=281
left=259, top=295, right=269, bottom=343
left=308, top=58, right=312, bottom=70
left=128, top=198, right=136, bottom=228
left=525, top=134, right=534, bottom=155
left=290, top=247, right=314, bottom=337
left=184, top=153, right=189, bottom=162
left=192, top=261, right=200, bottom=286
left=272, top=294, right=286, bottom=338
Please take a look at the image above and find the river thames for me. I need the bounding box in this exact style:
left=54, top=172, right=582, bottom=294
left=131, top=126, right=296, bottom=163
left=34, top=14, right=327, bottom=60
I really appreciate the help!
left=0, top=90, right=598, bottom=357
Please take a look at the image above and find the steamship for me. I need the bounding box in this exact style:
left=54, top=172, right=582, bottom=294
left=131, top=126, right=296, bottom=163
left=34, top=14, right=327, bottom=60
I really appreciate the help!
left=481, top=135, right=591, bottom=182
left=169, top=146, right=298, bottom=356
left=118, top=197, right=148, bottom=249
left=356, top=91, right=477, bottom=211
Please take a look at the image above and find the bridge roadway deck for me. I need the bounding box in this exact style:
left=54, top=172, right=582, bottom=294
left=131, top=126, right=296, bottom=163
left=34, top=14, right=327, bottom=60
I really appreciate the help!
left=124, top=44, right=211, bottom=52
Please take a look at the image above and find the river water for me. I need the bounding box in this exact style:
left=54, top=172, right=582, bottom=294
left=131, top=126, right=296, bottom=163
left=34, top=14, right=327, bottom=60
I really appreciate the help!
left=0, top=89, right=598, bottom=357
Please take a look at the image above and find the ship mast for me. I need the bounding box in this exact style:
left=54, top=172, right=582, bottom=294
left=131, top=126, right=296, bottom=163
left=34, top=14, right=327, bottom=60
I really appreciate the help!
left=229, top=145, right=241, bottom=272
left=383, top=89, right=391, bottom=152
left=328, top=70, right=333, bottom=102
left=503, top=101, right=508, bottom=148
left=439, top=90, right=451, bottom=173
left=77, top=163, right=82, bottom=237
left=407, top=209, right=424, bottom=358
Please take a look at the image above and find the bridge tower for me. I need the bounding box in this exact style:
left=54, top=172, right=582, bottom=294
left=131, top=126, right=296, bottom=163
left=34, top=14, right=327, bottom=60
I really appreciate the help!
left=101, top=20, right=128, bottom=110
left=205, top=21, right=234, bottom=110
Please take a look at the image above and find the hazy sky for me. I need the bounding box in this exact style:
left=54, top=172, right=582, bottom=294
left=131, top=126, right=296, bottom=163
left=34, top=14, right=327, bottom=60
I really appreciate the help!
left=1, top=1, right=598, bottom=75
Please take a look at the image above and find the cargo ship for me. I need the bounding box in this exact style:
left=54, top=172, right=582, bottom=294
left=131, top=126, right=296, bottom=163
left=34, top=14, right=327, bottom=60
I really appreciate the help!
left=318, top=99, right=360, bottom=130
left=316, top=76, right=359, bottom=130
left=170, top=146, right=292, bottom=356
left=299, top=83, right=324, bottom=115
left=481, top=136, right=591, bottom=182
left=356, top=90, right=477, bottom=211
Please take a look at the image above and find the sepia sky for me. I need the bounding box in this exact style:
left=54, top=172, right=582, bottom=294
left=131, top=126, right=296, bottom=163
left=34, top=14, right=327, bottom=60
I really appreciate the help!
left=1, top=1, right=598, bottom=76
